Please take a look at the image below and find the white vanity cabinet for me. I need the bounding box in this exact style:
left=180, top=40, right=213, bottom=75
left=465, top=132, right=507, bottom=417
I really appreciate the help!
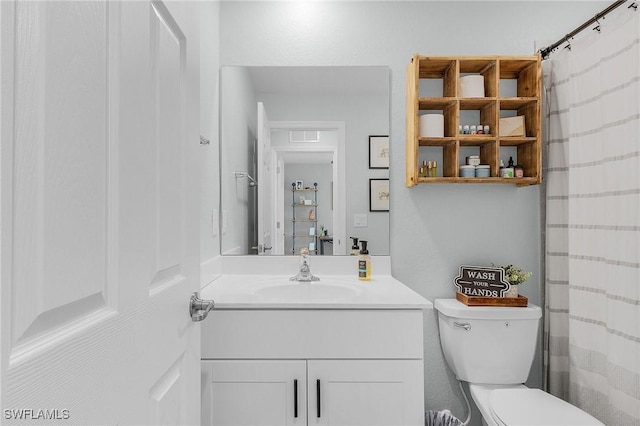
left=203, top=359, right=422, bottom=425
left=201, top=309, right=426, bottom=426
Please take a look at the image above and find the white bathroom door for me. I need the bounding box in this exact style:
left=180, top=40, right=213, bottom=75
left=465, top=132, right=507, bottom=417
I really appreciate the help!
left=257, top=102, right=274, bottom=255
left=275, top=155, right=286, bottom=255
left=0, top=1, right=201, bottom=424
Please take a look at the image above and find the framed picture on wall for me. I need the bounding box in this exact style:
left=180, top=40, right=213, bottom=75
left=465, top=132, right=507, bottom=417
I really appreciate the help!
left=369, top=135, right=389, bottom=169
left=369, top=179, right=390, bottom=212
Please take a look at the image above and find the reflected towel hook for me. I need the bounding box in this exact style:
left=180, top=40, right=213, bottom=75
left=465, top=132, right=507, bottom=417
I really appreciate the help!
left=234, top=171, right=258, bottom=187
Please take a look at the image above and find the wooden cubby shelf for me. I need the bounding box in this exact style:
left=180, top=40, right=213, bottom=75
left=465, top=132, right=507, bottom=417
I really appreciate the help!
left=406, top=54, right=542, bottom=187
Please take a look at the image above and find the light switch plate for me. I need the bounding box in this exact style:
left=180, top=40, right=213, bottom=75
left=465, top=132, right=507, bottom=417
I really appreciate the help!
left=354, top=213, right=368, bottom=228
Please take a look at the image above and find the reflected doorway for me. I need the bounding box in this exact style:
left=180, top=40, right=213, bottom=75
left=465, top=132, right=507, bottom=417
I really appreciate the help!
left=269, top=122, right=346, bottom=255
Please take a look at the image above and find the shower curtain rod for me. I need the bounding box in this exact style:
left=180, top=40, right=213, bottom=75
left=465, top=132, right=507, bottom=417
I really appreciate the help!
left=539, top=0, right=635, bottom=59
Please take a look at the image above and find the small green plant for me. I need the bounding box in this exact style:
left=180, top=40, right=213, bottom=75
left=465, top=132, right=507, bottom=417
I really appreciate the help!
left=495, top=264, right=532, bottom=285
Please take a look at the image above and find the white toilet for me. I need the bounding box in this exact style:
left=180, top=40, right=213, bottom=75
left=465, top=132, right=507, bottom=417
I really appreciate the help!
left=434, top=299, right=604, bottom=426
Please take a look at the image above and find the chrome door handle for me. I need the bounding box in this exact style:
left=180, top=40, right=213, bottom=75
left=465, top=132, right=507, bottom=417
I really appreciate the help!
left=190, top=292, right=215, bottom=322
left=454, top=322, right=471, bottom=331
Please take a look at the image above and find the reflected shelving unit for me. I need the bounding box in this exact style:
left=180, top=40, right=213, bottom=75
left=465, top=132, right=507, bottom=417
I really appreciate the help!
left=290, top=182, right=318, bottom=255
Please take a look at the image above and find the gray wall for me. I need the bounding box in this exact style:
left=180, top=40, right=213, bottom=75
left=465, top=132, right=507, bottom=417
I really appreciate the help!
left=219, top=67, right=258, bottom=254
left=216, top=1, right=608, bottom=423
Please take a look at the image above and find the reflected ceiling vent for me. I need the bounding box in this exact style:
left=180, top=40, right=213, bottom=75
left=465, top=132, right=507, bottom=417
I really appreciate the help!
left=290, top=130, right=320, bottom=143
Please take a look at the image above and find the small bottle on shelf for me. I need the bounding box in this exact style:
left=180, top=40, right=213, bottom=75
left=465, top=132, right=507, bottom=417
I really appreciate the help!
left=431, top=161, right=438, bottom=177
left=476, top=124, right=484, bottom=135
left=419, top=160, right=427, bottom=178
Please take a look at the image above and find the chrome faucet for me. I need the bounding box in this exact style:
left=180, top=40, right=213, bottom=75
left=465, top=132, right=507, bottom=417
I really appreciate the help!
left=290, top=248, right=320, bottom=282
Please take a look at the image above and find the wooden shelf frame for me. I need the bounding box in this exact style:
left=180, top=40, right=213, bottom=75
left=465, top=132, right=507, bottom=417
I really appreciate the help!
left=406, top=54, right=542, bottom=187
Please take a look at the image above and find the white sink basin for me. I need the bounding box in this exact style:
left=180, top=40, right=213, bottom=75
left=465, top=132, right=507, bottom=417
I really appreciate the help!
left=253, top=282, right=363, bottom=301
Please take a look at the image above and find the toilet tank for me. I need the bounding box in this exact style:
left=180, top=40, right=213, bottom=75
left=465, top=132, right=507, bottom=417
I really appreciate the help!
left=434, top=299, right=542, bottom=385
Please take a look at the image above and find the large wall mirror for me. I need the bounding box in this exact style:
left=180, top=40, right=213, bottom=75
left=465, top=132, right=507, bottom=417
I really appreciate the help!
left=219, top=66, right=390, bottom=256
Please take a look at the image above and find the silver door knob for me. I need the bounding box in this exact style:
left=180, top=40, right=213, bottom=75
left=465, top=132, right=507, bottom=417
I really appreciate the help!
left=190, top=291, right=215, bottom=322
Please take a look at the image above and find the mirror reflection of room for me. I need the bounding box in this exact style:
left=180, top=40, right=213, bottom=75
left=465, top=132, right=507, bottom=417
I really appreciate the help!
left=220, top=66, right=390, bottom=256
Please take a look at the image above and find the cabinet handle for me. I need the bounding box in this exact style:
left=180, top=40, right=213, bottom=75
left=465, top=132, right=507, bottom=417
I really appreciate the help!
left=316, top=379, right=321, bottom=418
left=294, top=379, right=298, bottom=418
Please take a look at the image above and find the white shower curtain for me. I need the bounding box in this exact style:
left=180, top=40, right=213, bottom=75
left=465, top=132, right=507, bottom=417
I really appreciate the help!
left=544, top=8, right=640, bottom=426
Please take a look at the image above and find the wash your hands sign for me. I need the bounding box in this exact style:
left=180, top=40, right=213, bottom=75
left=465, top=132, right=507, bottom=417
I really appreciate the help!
left=454, top=265, right=510, bottom=297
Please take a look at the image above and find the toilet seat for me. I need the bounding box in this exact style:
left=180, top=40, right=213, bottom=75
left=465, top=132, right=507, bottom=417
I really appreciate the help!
left=468, top=384, right=523, bottom=426
left=488, top=388, right=603, bottom=426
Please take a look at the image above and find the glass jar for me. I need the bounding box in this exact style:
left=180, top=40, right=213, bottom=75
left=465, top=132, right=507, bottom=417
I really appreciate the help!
left=514, top=165, right=524, bottom=178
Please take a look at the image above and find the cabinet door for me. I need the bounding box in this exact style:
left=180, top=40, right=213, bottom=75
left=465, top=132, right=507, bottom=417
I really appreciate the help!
left=204, top=360, right=307, bottom=426
left=308, top=360, right=424, bottom=426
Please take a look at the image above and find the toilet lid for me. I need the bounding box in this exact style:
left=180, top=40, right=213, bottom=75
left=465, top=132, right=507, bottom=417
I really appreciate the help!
left=489, top=389, right=604, bottom=426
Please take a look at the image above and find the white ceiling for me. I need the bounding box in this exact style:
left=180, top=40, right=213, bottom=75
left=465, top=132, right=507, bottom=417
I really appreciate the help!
left=247, top=66, right=389, bottom=96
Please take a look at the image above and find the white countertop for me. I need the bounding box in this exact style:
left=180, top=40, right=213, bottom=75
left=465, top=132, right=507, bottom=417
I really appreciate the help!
left=201, top=273, right=432, bottom=310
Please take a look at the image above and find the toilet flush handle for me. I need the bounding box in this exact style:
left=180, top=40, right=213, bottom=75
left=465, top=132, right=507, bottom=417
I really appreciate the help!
left=454, top=322, right=471, bottom=331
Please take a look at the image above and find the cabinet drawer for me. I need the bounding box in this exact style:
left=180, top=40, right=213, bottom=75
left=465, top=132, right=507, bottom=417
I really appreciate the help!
left=201, top=309, right=424, bottom=359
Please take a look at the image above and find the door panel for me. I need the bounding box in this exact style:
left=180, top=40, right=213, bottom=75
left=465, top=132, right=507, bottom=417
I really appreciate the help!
left=1, top=1, right=200, bottom=424
left=149, top=355, right=188, bottom=426
left=151, top=0, right=185, bottom=282
left=10, top=0, right=112, bottom=362
left=149, top=0, right=188, bottom=293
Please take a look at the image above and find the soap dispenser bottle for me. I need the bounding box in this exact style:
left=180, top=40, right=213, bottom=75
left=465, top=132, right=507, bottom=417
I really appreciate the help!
left=350, top=237, right=360, bottom=256
left=358, top=240, right=371, bottom=281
